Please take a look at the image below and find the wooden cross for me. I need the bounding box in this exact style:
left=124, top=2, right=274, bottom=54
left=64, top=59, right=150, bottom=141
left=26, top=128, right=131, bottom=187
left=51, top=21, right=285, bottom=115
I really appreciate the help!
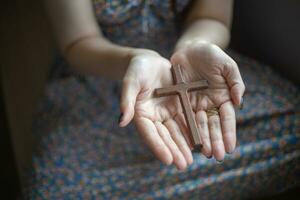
left=154, top=65, right=209, bottom=151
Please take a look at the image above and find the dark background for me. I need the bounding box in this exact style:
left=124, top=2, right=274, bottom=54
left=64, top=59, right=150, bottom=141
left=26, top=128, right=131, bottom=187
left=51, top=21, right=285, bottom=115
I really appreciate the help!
left=0, top=75, right=20, bottom=199
left=1, top=0, right=299, bottom=199
left=231, top=0, right=300, bottom=85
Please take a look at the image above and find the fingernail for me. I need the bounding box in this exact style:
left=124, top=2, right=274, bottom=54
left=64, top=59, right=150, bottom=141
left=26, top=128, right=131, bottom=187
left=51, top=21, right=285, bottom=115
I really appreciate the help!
left=216, top=159, right=224, bottom=164
left=239, top=97, right=244, bottom=110
left=227, top=149, right=235, bottom=154
left=118, top=113, right=124, bottom=124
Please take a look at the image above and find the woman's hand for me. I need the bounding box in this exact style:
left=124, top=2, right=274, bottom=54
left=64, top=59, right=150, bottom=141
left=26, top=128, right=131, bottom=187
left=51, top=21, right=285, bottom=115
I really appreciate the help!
left=119, top=50, right=195, bottom=170
left=171, top=41, right=245, bottom=161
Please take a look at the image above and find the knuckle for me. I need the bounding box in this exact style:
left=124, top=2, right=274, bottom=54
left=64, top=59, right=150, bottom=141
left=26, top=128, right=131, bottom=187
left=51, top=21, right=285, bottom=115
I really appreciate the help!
left=154, top=144, right=167, bottom=155
left=198, top=112, right=208, bottom=124
left=199, top=118, right=207, bottom=128
left=172, top=152, right=181, bottom=161
left=210, top=117, right=220, bottom=128
left=222, top=115, right=234, bottom=123
left=202, top=133, right=210, bottom=141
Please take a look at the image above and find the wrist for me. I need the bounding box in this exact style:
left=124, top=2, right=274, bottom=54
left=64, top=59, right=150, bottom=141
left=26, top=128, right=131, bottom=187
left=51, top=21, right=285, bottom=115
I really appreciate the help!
left=128, top=48, right=160, bottom=59
left=175, top=39, right=218, bottom=53
left=174, top=19, right=230, bottom=52
left=175, top=39, right=210, bottom=52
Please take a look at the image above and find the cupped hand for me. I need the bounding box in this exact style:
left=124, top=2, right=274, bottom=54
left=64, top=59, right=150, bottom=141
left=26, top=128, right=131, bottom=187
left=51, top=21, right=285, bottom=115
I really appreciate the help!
left=119, top=50, right=195, bottom=170
left=171, top=42, right=245, bottom=161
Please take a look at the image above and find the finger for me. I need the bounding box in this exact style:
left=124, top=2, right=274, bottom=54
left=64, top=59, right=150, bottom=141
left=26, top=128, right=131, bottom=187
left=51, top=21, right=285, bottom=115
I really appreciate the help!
left=223, top=60, right=246, bottom=106
left=164, top=119, right=193, bottom=165
left=219, top=101, right=236, bottom=154
left=119, top=77, right=140, bottom=127
left=173, top=113, right=193, bottom=149
left=196, top=110, right=212, bottom=158
left=208, top=114, right=225, bottom=161
left=170, top=51, right=189, bottom=67
left=135, top=117, right=173, bottom=165
left=155, top=121, right=187, bottom=170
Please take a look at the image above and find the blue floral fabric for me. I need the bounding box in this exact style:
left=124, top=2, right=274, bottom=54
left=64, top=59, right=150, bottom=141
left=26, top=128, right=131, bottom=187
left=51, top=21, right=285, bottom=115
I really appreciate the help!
left=23, top=0, right=300, bottom=199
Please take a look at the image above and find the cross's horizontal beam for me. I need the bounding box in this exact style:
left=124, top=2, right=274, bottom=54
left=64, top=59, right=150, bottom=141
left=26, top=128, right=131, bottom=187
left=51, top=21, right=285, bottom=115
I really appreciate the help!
left=155, top=80, right=208, bottom=97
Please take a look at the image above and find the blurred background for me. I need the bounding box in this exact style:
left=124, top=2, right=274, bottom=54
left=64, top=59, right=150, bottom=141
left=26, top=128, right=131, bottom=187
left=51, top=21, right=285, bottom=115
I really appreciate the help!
left=1, top=0, right=299, bottom=199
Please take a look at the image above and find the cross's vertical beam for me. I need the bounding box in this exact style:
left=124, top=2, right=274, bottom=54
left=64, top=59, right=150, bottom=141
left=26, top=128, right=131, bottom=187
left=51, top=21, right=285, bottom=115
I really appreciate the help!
left=172, top=64, right=184, bottom=84
left=179, top=90, right=202, bottom=149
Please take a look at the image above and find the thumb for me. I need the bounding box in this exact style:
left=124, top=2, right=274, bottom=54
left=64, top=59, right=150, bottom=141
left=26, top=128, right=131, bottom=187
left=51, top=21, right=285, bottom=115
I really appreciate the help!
left=119, top=78, right=140, bottom=127
left=223, top=61, right=246, bottom=106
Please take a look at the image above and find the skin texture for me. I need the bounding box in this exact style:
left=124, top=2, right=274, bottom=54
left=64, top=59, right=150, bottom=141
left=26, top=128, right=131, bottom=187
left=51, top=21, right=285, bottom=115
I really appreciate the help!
left=45, top=0, right=245, bottom=170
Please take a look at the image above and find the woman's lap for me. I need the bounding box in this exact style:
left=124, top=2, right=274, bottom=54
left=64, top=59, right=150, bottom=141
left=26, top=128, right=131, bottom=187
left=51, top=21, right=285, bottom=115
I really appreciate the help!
left=23, top=52, right=300, bottom=199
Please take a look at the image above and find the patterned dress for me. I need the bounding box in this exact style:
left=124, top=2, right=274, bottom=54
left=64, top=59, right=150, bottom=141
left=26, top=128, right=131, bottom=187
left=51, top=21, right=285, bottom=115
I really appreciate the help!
left=23, top=0, right=300, bottom=199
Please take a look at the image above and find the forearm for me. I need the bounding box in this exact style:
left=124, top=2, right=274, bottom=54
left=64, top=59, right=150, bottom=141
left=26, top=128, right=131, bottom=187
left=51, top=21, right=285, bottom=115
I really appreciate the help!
left=65, top=36, right=130, bottom=79
left=175, top=19, right=231, bottom=51
left=65, top=36, right=159, bottom=80
left=45, top=0, right=158, bottom=80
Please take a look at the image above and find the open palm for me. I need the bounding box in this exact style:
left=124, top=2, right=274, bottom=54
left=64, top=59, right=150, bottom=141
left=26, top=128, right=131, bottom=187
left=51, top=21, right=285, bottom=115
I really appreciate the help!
left=119, top=45, right=245, bottom=170
left=170, top=42, right=245, bottom=162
